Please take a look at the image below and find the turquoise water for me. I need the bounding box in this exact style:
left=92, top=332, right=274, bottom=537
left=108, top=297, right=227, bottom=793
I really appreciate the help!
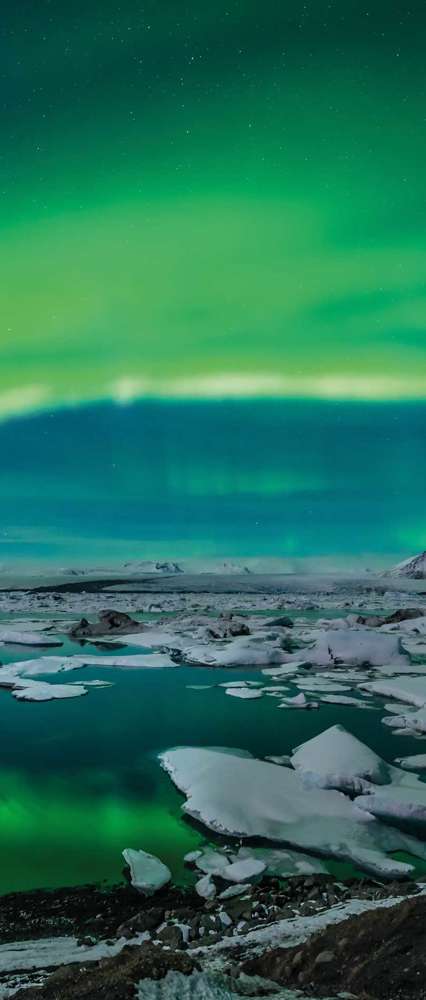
left=1, top=613, right=426, bottom=893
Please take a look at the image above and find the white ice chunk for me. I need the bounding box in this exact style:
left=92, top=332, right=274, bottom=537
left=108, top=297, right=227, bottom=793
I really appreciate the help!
left=195, top=874, right=216, bottom=900
left=194, top=849, right=232, bottom=878
left=0, top=629, right=61, bottom=647
left=236, top=846, right=327, bottom=878
left=355, top=784, right=426, bottom=824
left=362, top=677, right=426, bottom=708
left=160, top=746, right=424, bottom=878
left=221, top=858, right=266, bottom=882
left=224, top=688, right=263, bottom=700
left=396, top=754, right=426, bottom=771
left=291, top=725, right=391, bottom=793
left=319, top=694, right=375, bottom=708
left=122, top=848, right=171, bottom=894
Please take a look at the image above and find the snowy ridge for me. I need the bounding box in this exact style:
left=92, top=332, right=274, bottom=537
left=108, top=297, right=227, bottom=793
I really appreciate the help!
left=387, top=551, right=426, bottom=579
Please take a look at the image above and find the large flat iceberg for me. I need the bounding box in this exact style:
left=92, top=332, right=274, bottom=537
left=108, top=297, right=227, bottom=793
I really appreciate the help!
left=159, top=746, right=426, bottom=878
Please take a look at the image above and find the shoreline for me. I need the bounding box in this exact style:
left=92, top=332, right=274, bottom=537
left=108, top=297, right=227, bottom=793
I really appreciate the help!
left=0, top=871, right=424, bottom=998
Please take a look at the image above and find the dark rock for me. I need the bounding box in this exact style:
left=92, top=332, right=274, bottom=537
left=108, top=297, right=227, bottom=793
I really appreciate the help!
left=314, top=949, right=335, bottom=965
left=243, top=893, right=426, bottom=1000
left=116, top=907, right=164, bottom=937
left=357, top=608, right=424, bottom=627
left=265, top=616, right=294, bottom=628
left=12, top=942, right=195, bottom=999
left=157, top=923, right=185, bottom=949
left=70, top=610, right=142, bottom=639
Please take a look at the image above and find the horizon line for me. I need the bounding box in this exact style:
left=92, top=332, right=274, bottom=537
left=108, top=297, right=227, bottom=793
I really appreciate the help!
left=2, top=373, right=426, bottom=422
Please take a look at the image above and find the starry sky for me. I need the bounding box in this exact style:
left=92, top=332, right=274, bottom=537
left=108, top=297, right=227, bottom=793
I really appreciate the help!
left=1, top=1, right=425, bottom=565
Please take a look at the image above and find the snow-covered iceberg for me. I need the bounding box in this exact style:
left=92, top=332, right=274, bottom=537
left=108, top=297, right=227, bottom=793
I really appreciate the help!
left=122, top=848, right=171, bottom=894
left=159, top=746, right=426, bottom=877
left=291, top=725, right=391, bottom=793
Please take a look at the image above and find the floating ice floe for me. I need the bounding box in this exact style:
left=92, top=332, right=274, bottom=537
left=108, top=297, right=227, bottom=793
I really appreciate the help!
left=11, top=679, right=88, bottom=702
left=362, top=677, right=426, bottom=708
left=224, top=688, right=263, bottom=700
left=278, top=693, right=318, bottom=710
left=286, top=629, right=408, bottom=668
left=193, top=848, right=232, bottom=878
left=75, top=652, right=177, bottom=669
left=0, top=649, right=176, bottom=704
left=355, top=784, right=426, bottom=824
left=183, top=850, right=203, bottom=863
left=383, top=706, right=426, bottom=735
left=261, top=662, right=307, bottom=678
left=292, top=725, right=426, bottom=827
left=294, top=679, right=350, bottom=693
left=181, top=638, right=287, bottom=668
left=401, top=639, right=426, bottom=659
left=122, top=848, right=171, bottom=894
left=221, top=857, right=266, bottom=882
left=319, top=694, right=375, bottom=708
left=396, top=754, right=426, bottom=771
left=236, top=846, right=327, bottom=878
left=186, top=685, right=215, bottom=690
left=160, top=745, right=426, bottom=877
left=0, top=628, right=62, bottom=647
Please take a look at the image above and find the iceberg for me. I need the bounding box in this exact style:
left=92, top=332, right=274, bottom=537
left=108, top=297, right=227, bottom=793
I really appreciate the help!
left=221, top=857, right=266, bottom=882
left=396, top=754, right=426, bottom=771
left=0, top=628, right=62, bottom=647
left=159, top=746, right=425, bottom=877
left=291, top=725, right=391, bottom=793
left=355, top=784, right=426, bottom=824
left=362, top=677, right=426, bottom=707
left=224, top=688, right=263, bottom=700
left=122, top=848, right=171, bottom=894
left=286, top=628, right=408, bottom=668
left=236, top=846, right=327, bottom=878
left=181, top=638, right=287, bottom=668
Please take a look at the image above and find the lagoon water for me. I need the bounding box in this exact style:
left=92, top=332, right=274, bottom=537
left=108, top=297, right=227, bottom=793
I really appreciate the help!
left=1, top=611, right=426, bottom=894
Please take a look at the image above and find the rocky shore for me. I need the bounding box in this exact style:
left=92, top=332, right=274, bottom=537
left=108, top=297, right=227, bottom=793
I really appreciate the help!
left=1, top=873, right=424, bottom=999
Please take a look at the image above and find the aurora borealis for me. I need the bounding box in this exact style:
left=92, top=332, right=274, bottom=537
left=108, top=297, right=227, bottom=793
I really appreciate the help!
left=1, top=1, right=425, bottom=564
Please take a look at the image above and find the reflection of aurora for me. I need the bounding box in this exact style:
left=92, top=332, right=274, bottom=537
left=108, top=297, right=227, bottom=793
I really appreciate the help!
left=2, top=652, right=426, bottom=894
left=0, top=769, right=202, bottom=893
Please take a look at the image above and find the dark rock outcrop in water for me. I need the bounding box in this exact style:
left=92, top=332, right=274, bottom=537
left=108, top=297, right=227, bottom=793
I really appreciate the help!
left=243, top=892, right=426, bottom=999
left=356, top=608, right=424, bottom=627
left=69, top=609, right=142, bottom=639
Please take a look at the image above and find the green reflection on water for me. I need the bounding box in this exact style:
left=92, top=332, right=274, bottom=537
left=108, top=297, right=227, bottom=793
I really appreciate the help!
left=0, top=769, right=203, bottom=893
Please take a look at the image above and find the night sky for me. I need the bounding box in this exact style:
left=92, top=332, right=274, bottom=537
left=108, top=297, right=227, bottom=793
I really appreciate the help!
left=1, top=2, right=425, bottom=563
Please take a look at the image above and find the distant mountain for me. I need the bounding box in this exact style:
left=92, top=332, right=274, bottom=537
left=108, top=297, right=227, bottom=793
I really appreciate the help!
left=122, top=561, right=184, bottom=574
left=387, top=551, right=426, bottom=579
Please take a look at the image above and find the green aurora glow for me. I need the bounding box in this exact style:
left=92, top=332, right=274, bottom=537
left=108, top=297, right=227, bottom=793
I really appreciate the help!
left=1, top=0, right=426, bottom=415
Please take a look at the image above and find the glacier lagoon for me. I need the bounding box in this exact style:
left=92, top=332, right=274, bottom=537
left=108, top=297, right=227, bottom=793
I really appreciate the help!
left=2, top=604, right=426, bottom=894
